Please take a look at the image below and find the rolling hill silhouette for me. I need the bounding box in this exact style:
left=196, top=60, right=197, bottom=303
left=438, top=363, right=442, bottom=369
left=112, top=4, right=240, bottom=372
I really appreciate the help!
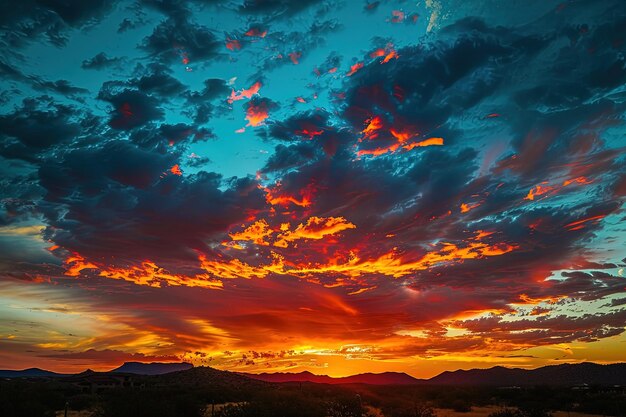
left=244, top=370, right=421, bottom=385
left=0, top=368, right=68, bottom=378
left=428, top=362, right=626, bottom=385
left=110, top=361, right=193, bottom=375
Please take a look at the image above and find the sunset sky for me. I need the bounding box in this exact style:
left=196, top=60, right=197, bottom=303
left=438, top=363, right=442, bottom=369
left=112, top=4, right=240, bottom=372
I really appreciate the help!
left=1, top=0, right=625, bottom=378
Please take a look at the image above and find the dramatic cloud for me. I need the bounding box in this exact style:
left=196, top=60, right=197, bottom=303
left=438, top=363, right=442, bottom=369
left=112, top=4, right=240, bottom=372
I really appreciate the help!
left=141, top=17, right=222, bottom=64
left=100, top=89, right=164, bottom=130
left=0, top=97, right=95, bottom=162
left=0, top=0, right=116, bottom=47
left=0, top=0, right=625, bottom=377
left=81, top=52, right=124, bottom=70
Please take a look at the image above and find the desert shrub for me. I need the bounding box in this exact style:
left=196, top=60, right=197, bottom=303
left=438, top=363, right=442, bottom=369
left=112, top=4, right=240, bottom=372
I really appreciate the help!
left=488, top=408, right=521, bottom=417
left=213, top=390, right=327, bottom=417
left=0, top=381, right=63, bottom=417
left=214, top=403, right=251, bottom=417
left=66, top=393, right=98, bottom=410
left=450, top=398, right=472, bottom=412
left=99, top=388, right=203, bottom=417
left=488, top=407, right=552, bottom=417
left=385, top=402, right=436, bottom=417
left=326, top=395, right=365, bottom=417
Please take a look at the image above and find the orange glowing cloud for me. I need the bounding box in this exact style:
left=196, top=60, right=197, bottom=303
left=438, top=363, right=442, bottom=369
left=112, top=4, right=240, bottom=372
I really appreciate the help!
left=403, top=137, right=444, bottom=150
left=266, top=194, right=311, bottom=207
left=244, top=27, right=267, bottom=38
left=525, top=176, right=593, bottom=201
left=369, top=48, right=386, bottom=58
left=62, top=228, right=517, bottom=295
left=358, top=133, right=443, bottom=157
left=275, top=216, right=356, bottom=247
left=361, top=115, right=384, bottom=138
left=228, top=216, right=356, bottom=249
left=285, top=236, right=517, bottom=279
left=275, top=231, right=511, bottom=280
left=264, top=231, right=517, bottom=281
left=367, top=44, right=399, bottom=64
left=563, top=176, right=592, bottom=186
left=517, top=294, right=567, bottom=305
left=225, top=38, right=241, bottom=51
left=525, top=182, right=555, bottom=201
left=64, top=252, right=290, bottom=288
left=64, top=253, right=98, bottom=277
left=262, top=182, right=316, bottom=208
left=246, top=101, right=269, bottom=127
left=229, top=219, right=273, bottom=245
left=460, top=201, right=481, bottom=213
left=198, top=253, right=282, bottom=280
left=381, top=49, right=399, bottom=64
left=347, top=62, right=364, bottom=76
left=356, top=147, right=396, bottom=157
left=65, top=256, right=223, bottom=289
left=347, top=286, right=377, bottom=296
left=228, top=81, right=262, bottom=103
left=99, top=260, right=223, bottom=289
left=389, top=128, right=414, bottom=143
left=564, top=215, right=606, bottom=231
left=170, top=164, right=183, bottom=176
left=358, top=115, right=444, bottom=156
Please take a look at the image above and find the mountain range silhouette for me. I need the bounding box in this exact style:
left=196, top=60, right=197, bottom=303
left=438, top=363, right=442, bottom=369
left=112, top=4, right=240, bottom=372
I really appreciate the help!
left=1, top=361, right=625, bottom=386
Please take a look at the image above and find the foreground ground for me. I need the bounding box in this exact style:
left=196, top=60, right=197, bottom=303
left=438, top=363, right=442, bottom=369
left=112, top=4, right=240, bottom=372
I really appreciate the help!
left=52, top=405, right=615, bottom=417
left=2, top=368, right=623, bottom=417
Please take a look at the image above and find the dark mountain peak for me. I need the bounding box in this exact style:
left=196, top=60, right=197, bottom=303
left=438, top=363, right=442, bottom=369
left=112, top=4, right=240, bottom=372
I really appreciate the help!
left=155, top=365, right=266, bottom=388
left=341, top=371, right=421, bottom=385
left=110, top=361, right=193, bottom=375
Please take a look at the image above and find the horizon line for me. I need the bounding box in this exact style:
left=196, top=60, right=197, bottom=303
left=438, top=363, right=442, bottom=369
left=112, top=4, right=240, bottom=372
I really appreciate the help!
left=2, top=359, right=624, bottom=380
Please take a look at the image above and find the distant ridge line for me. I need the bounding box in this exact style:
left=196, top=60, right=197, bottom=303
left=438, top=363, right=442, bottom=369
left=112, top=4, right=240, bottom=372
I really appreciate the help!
left=1, top=361, right=626, bottom=385
left=242, top=370, right=422, bottom=385
left=243, top=362, right=626, bottom=386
